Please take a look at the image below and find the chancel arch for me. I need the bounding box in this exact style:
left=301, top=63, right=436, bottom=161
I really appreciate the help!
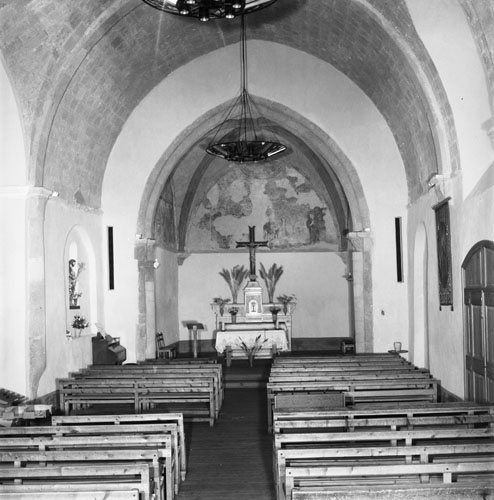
left=135, top=93, right=377, bottom=358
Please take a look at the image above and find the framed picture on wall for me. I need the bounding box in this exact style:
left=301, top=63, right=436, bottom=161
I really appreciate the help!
left=433, top=197, right=453, bottom=310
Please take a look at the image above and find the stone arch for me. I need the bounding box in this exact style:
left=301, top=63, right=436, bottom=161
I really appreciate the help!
left=136, top=98, right=374, bottom=353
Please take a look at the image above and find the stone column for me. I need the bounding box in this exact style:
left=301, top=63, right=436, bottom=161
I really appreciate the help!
left=135, top=239, right=157, bottom=361
left=26, top=188, right=50, bottom=399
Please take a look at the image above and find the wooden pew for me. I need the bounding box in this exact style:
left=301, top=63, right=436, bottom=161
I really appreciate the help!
left=273, top=402, right=494, bottom=433
left=0, top=449, right=166, bottom=500
left=286, top=461, right=494, bottom=500
left=0, top=431, right=175, bottom=500
left=0, top=492, right=139, bottom=499
left=51, top=412, right=187, bottom=481
left=58, top=377, right=216, bottom=425
left=76, top=366, right=223, bottom=412
left=278, top=443, right=494, bottom=500
left=0, top=464, right=151, bottom=500
left=274, top=427, right=494, bottom=500
left=267, top=377, right=439, bottom=431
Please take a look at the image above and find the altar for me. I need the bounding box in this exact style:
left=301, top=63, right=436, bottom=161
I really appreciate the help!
left=212, top=226, right=295, bottom=365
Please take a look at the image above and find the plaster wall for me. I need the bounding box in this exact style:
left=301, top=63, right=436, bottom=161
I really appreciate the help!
left=155, top=246, right=180, bottom=347
left=37, top=199, right=104, bottom=397
left=103, top=42, right=408, bottom=356
left=406, top=171, right=494, bottom=399
left=406, top=0, right=494, bottom=196
left=0, top=188, right=27, bottom=394
left=0, top=59, right=26, bottom=186
left=178, top=252, right=349, bottom=343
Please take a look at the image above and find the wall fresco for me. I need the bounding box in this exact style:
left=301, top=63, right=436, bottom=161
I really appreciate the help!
left=186, top=164, right=338, bottom=251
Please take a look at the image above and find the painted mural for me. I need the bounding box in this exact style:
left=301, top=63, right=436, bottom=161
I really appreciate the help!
left=187, top=164, right=338, bottom=251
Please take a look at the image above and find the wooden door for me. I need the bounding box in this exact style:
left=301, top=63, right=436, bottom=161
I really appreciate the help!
left=463, top=242, right=494, bottom=403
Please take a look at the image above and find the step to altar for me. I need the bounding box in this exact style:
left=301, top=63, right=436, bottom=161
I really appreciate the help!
left=222, top=358, right=271, bottom=389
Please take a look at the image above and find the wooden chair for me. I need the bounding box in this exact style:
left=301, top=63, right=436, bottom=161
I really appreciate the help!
left=156, top=332, right=176, bottom=359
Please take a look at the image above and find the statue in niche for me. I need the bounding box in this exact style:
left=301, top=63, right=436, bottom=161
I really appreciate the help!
left=68, top=259, right=85, bottom=309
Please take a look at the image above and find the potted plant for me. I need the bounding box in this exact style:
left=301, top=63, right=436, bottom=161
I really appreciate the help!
left=277, top=293, right=296, bottom=314
left=259, top=262, right=284, bottom=303
left=219, top=265, right=249, bottom=304
left=238, top=334, right=267, bottom=367
left=71, top=314, right=89, bottom=337
left=213, top=297, right=231, bottom=316
left=229, top=306, right=239, bottom=324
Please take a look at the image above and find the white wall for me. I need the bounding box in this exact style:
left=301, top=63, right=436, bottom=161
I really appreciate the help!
left=103, top=41, right=409, bottom=358
left=37, top=199, right=104, bottom=397
left=0, top=59, right=28, bottom=394
left=0, top=188, right=27, bottom=394
left=405, top=0, right=494, bottom=398
left=178, top=252, right=349, bottom=344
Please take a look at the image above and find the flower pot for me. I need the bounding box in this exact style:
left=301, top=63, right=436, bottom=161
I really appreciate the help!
left=231, top=314, right=237, bottom=324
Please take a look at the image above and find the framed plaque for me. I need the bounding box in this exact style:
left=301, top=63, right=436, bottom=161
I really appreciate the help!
left=433, top=197, right=453, bottom=310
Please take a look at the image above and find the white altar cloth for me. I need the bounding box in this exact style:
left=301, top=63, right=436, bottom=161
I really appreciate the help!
left=215, top=329, right=289, bottom=353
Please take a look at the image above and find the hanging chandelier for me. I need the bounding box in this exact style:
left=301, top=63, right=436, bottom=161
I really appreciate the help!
left=206, top=16, right=286, bottom=162
left=141, top=0, right=278, bottom=21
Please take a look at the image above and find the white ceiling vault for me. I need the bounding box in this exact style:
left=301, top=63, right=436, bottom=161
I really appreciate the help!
left=3, top=0, right=491, bottom=209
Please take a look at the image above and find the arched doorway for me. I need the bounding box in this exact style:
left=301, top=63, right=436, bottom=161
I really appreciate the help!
left=462, top=241, right=494, bottom=403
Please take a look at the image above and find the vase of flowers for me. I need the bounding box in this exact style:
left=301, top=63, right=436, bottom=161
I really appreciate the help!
left=219, top=265, right=249, bottom=304
left=71, top=314, right=89, bottom=337
left=238, top=334, right=267, bottom=367
left=277, top=294, right=296, bottom=315
left=213, top=297, right=231, bottom=316
left=229, top=307, right=239, bottom=324
left=270, top=306, right=281, bottom=327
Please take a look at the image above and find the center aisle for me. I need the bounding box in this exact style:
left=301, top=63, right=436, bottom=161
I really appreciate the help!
left=176, top=386, right=276, bottom=500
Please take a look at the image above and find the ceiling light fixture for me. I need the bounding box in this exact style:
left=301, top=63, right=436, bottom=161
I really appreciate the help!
left=205, top=15, right=286, bottom=162
left=141, top=0, right=278, bottom=21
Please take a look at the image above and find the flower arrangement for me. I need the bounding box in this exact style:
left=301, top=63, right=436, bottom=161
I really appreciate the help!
left=213, top=297, right=231, bottom=316
left=277, top=293, right=296, bottom=314
left=72, top=314, right=89, bottom=330
left=219, top=265, right=249, bottom=303
left=238, top=334, right=268, bottom=366
left=269, top=306, right=281, bottom=314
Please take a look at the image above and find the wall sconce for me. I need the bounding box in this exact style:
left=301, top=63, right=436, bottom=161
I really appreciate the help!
left=153, top=259, right=160, bottom=269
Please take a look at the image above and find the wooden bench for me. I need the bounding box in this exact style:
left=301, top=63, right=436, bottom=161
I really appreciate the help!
left=0, top=426, right=177, bottom=500
left=0, top=449, right=167, bottom=500
left=51, top=412, right=187, bottom=481
left=286, top=461, right=494, bottom=500
left=267, top=377, right=439, bottom=431
left=58, top=377, right=217, bottom=425
left=274, top=427, right=494, bottom=500
left=273, top=402, right=494, bottom=433
left=76, top=364, right=223, bottom=411
left=0, top=464, right=151, bottom=500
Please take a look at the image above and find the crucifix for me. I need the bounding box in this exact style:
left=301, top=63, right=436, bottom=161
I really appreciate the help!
left=236, top=226, right=268, bottom=280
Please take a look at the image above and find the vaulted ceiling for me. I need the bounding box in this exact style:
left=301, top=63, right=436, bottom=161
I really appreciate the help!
left=1, top=0, right=480, bottom=208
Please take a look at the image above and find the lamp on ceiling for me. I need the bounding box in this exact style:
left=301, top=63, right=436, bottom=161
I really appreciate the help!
left=205, top=15, right=286, bottom=162
left=141, top=0, right=278, bottom=21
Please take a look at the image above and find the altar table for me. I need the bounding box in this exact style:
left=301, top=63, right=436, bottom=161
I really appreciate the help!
left=215, top=329, right=289, bottom=354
